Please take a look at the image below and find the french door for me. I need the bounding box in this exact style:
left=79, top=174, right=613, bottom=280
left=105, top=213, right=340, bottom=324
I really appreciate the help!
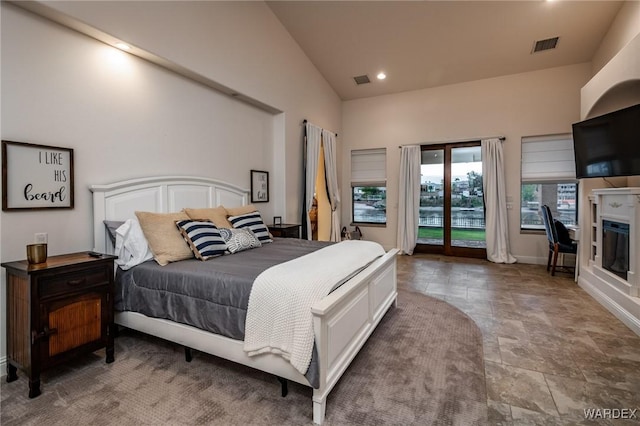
left=415, top=141, right=487, bottom=258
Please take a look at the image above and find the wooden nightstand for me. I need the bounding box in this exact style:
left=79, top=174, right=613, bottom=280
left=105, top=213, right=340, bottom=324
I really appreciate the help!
left=268, top=224, right=301, bottom=239
left=2, top=252, right=117, bottom=398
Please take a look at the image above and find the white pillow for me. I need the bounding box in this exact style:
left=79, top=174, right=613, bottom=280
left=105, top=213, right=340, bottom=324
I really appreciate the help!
left=114, top=218, right=154, bottom=270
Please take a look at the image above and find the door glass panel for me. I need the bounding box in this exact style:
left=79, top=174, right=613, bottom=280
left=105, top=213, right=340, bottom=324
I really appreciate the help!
left=419, top=149, right=444, bottom=246
left=450, top=146, right=486, bottom=248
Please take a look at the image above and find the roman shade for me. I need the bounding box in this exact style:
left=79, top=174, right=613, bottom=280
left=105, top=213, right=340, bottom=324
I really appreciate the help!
left=351, top=148, right=386, bottom=186
left=521, top=134, right=576, bottom=182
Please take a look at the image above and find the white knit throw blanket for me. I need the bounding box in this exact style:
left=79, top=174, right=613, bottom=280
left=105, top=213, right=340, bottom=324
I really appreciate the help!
left=243, top=240, right=386, bottom=374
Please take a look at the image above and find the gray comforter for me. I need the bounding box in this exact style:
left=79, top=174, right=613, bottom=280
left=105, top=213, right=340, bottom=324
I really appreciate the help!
left=115, top=238, right=333, bottom=386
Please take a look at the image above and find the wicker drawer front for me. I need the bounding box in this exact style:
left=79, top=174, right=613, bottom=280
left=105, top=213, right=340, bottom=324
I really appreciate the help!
left=48, top=297, right=102, bottom=356
left=39, top=267, right=109, bottom=298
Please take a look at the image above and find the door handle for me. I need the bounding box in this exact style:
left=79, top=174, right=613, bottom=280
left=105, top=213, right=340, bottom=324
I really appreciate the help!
left=31, top=326, right=58, bottom=343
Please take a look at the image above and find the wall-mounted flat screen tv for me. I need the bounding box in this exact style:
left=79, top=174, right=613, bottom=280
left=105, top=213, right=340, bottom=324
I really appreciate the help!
left=572, top=103, right=640, bottom=179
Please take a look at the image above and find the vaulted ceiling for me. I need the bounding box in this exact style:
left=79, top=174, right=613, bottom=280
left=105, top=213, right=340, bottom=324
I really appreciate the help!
left=266, top=1, right=624, bottom=100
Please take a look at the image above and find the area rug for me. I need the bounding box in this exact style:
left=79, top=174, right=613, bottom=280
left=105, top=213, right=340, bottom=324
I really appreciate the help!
left=1, top=289, right=487, bottom=425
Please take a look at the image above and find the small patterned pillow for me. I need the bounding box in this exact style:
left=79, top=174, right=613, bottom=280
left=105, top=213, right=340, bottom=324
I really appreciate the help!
left=219, top=228, right=262, bottom=254
left=227, top=211, right=272, bottom=244
left=175, top=220, right=227, bottom=260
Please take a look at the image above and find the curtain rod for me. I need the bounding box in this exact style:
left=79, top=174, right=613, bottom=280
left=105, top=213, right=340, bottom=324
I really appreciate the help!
left=398, top=136, right=505, bottom=148
left=303, top=119, right=338, bottom=137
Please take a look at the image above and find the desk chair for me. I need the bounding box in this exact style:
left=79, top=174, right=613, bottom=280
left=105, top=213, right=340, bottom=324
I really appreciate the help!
left=541, top=205, right=577, bottom=276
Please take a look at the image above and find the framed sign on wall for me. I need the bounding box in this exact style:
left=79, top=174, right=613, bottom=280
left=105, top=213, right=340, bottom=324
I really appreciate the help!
left=2, top=140, right=74, bottom=211
left=250, top=169, right=269, bottom=203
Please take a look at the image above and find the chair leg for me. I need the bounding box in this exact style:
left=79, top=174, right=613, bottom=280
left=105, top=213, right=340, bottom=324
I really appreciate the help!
left=547, top=249, right=552, bottom=272
left=551, top=245, right=559, bottom=276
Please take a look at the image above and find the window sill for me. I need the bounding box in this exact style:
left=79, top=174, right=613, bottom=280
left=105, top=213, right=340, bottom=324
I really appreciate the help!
left=521, top=229, right=545, bottom=235
left=351, top=223, right=386, bottom=228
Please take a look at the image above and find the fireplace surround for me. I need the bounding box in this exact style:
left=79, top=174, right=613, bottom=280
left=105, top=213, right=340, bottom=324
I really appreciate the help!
left=590, top=188, right=638, bottom=297
left=579, top=187, right=640, bottom=336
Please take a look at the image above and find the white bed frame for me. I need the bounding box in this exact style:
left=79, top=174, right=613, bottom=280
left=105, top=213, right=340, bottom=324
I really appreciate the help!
left=90, top=175, right=398, bottom=424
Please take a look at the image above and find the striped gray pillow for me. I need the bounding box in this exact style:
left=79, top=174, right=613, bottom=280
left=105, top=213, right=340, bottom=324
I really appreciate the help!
left=227, top=211, right=272, bottom=243
left=175, top=220, right=226, bottom=260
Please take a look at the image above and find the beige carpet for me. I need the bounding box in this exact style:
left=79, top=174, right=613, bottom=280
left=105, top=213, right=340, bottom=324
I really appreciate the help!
left=1, top=289, right=487, bottom=425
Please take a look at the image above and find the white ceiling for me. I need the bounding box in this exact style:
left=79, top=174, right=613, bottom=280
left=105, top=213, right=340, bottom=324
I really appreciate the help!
left=266, top=1, right=624, bottom=101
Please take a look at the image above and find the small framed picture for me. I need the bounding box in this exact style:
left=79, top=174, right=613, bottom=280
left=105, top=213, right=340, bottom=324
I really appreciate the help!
left=273, top=216, right=282, bottom=226
left=250, top=170, right=269, bottom=203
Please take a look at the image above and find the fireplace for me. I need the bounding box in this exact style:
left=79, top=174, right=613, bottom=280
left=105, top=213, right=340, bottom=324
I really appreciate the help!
left=590, top=188, right=639, bottom=297
left=602, top=220, right=629, bottom=280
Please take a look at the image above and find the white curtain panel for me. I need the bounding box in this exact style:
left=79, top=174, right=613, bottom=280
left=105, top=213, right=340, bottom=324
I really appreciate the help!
left=397, top=145, right=421, bottom=255
left=305, top=123, right=322, bottom=240
left=322, top=129, right=341, bottom=242
left=481, top=138, right=517, bottom=263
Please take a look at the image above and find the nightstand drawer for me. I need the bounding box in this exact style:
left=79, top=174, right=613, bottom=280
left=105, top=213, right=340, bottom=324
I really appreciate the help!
left=39, top=266, right=110, bottom=298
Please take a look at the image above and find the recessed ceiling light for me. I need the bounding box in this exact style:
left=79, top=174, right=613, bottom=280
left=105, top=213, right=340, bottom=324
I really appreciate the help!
left=115, top=42, right=131, bottom=51
left=377, top=72, right=387, bottom=80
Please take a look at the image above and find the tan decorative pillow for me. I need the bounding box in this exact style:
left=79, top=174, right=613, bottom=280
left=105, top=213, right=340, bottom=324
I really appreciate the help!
left=184, top=206, right=232, bottom=228
left=135, top=211, right=193, bottom=266
left=225, top=204, right=258, bottom=217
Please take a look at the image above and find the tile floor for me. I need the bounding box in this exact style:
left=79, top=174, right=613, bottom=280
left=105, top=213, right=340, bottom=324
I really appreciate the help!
left=396, top=254, right=640, bottom=425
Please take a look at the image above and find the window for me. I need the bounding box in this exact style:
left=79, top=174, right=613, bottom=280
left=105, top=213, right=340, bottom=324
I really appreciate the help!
left=521, top=134, right=577, bottom=231
left=351, top=148, right=386, bottom=225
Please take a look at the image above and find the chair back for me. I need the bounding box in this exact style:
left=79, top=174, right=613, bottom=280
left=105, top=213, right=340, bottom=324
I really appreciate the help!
left=540, top=205, right=558, bottom=245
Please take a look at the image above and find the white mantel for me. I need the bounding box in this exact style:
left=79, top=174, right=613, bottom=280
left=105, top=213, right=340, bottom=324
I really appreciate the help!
left=579, top=187, right=640, bottom=336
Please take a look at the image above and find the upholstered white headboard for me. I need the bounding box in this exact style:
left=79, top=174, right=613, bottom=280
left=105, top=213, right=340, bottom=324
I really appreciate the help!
left=90, top=175, right=249, bottom=253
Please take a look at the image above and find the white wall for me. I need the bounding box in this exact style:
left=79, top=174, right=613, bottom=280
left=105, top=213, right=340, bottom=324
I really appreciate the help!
left=31, top=0, right=343, bottom=222
left=591, top=0, right=640, bottom=75
left=0, top=1, right=340, bottom=373
left=342, top=63, right=592, bottom=260
left=1, top=3, right=277, bottom=255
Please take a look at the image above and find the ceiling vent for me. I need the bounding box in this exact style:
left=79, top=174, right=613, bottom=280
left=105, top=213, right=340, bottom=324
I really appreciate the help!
left=353, top=75, right=371, bottom=85
left=532, top=37, right=559, bottom=53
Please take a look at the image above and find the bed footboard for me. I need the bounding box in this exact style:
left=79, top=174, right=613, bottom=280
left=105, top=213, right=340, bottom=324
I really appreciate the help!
left=310, top=248, right=399, bottom=424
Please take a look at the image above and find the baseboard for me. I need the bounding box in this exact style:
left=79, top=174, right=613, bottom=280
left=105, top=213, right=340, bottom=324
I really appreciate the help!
left=579, top=272, right=640, bottom=337
left=1, top=355, right=6, bottom=378
left=514, top=255, right=545, bottom=265
left=516, top=254, right=577, bottom=267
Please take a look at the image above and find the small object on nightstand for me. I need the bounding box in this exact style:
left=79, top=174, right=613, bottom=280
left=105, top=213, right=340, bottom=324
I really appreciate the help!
left=273, top=216, right=282, bottom=226
left=268, top=223, right=301, bottom=239
left=88, top=251, right=103, bottom=258
left=2, top=252, right=117, bottom=398
left=26, top=243, right=47, bottom=264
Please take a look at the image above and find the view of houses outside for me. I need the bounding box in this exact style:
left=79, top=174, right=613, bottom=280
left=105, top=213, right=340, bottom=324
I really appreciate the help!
left=419, top=157, right=485, bottom=247
left=521, top=182, right=577, bottom=230
left=352, top=186, right=387, bottom=224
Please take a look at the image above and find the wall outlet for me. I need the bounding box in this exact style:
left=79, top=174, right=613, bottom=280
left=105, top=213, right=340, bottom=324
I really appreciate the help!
left=35, top=233, right=48, bottom=244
